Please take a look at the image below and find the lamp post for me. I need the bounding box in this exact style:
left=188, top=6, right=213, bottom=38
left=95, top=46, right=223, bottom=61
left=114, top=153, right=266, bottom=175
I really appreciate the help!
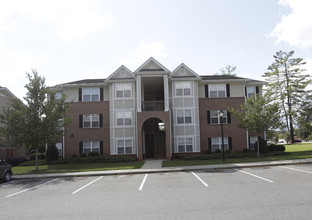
left=219, top=110, right=225, bottom=163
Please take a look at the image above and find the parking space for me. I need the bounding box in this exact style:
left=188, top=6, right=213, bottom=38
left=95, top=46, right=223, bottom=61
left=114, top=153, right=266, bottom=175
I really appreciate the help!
left=1, top=164, right=312, bottom=219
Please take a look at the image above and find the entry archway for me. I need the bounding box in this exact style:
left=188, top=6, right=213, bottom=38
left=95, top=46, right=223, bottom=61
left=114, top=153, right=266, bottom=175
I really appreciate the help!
left=142, top=117, right=166, bottom=159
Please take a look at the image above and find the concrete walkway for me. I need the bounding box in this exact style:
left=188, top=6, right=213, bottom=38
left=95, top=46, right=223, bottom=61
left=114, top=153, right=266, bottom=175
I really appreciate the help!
left=140, top=160, right=163, bottom=169
left=12, top=158, right=312, bottom=180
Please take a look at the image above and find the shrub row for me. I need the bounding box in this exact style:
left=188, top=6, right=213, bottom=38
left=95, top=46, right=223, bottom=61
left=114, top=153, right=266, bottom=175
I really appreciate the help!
left=47, top=155, right=137, bottom=165
left=175, top=151, right=289, bottom=160
left=5, top=157, right=28, bottom=166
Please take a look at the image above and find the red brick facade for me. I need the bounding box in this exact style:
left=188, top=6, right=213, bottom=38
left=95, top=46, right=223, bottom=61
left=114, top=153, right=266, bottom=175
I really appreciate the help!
left=64, top=101, right=110, bottom=157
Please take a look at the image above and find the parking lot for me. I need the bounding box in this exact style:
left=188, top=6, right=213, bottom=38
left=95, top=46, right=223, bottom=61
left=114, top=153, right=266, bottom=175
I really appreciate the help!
left=1, top=164, right=312, bottom=220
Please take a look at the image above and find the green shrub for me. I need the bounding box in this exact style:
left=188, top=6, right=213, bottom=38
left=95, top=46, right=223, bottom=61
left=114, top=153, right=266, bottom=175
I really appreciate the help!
left=269, top=144, right=285, bottom=152
left=21, top=160, right=47, bottom=166
left=46, top=144, right=59, bottom=161
left=234, top=150, right=241, bottom=154
left=225, top=150, right=232, bottom=155
left=80, top=153, right=87, bottom=158
left=71, top=154, right=78, bottom=158
left=214, top=149, right=222, bottom=153
left=29, top=153, right=45, bottom=161
left=47, top=155, right=137, bottom=164
left=205, top=149, right=212, bottom=154
left=255, top=138, right=269, bottom=154
left=242, top=148, right=249, bottom=154
left=88, top=152, right=100, bottom=157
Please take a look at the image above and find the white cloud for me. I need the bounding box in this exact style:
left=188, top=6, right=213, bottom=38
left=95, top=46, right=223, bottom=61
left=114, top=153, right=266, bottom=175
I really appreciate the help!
left=121, top=41, right=168, bottom=69
left=268, top=0, right=312, bottom=49
left=0, top=0, right=114, bottom=41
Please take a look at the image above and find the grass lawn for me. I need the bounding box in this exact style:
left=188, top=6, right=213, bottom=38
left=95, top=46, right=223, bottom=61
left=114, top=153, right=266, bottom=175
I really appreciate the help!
left=13, top=161, right=144, bottom=175
left=162, top=143, right=312, bottom=167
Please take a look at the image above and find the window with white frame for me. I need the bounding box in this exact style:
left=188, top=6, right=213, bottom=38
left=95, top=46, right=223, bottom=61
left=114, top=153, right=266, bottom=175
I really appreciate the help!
left=83, top=114, right=99, bottom=128
left=82, top=88, right=100, bottom=102
left=55, top=92, right=62, bottom=100
left=55, top=142, right=62, bottom=156
left=249, top=136, right=257, bottom=150
left=115, top=83, right=132, bottom=98
left=209, top=84, right=226, bottom=98
left=175, top=81, right=191, bottom=96
left=247, top=86, right=256, bottom=99
left=177, top=138, right=193, bottom=153
left=211, top=137, right=228, bottom=152
left=177, top=109, right=192, bottom=124
left=210, top=110, right=227, bottom=124
left=116, top=111, right=132, bottom=126
left=117, top=140, right=132, bottom=154
left=83, top=141, right=100, bottom=154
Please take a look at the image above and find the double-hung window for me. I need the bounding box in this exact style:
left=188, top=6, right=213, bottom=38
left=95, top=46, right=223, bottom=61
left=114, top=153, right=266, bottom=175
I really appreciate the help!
left=177, top=109, right=192, bottom=124
left=209, top=84, right=226, bottom=98
left=211, top=137, right=228, bottom=152
left=249, top=136, right=257, bottom=150
left=55, top=92, right=62, bottom=101
left=115, top=83, right=132, bottom=98
left=177, top=138, right=193, bottom=152
left=246, top=86, right=257, bottom=98
left=82, top=88, right=100, bottom=102
left=83, top=114, right=99, bottom=128
left=83, top=141, right=100, bottom=154
left=116, top=111, right=132, bottom=126
left=210, top=110, right=227, bottom=124
left=175, top=81, right=191, bottom=96
left=117, top=140, right=132, bottom=154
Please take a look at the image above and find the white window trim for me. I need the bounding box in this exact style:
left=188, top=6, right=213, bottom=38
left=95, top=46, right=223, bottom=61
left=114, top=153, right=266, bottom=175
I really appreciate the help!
left=175, top=81, right=192, bottom=97
left=83, top=114, right=100, bottom=128
left=249, top=136, right=257, bottom=150
left=176, top=109, right=193, bottom=124
left=211, top=137, right=229, bottom=152
left=116, top=111, right=132, bottom=126
left=209, top=84, right=226, bottom=98
left=116, top=139, right=133, bottom=154
left=55, top=142, right=62, bottom=157
left=247, top=86, right=256, bottom=99
left=83, top=141, right=100, bottom=154
left=115, top=83, right=132, bottom=99
left=82, top=88, right=100, bottom=102
left=177, top=137, right=193, bottom=153
left=210, top=110, right=228, bottom=124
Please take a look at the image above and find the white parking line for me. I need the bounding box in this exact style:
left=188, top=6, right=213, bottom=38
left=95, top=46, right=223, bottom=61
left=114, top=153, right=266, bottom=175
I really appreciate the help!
left=236, top=169, right=274, bottom=183
left=191, top=172, right=209, bottom=187
left=72, top=176, right=103, bottom=194
left=6, top=178, right=59, bottom=198
left=139, top=174, right=148, bottom=191
left=279, top=166, right=312, bottom=174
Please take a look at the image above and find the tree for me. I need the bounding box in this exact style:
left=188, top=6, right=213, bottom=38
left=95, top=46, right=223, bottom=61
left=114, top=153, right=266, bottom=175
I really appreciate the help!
left=263, top=51, right=312, bottom=143
left=0, top=70, right=71, bottom=171
left=217, top=65, right=237, bottom=76
left=229, top=95, right=281, bottom=157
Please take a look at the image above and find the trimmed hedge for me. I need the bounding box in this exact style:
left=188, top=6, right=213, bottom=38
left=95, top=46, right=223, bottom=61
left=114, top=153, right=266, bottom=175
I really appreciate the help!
left=29, top=153, right=46, bottom=161
left=269, top=144, right=286, bottom=152
left=47, top=155, right=137, bottom=164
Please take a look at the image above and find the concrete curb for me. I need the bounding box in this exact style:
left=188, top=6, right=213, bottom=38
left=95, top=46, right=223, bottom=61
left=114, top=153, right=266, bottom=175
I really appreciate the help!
left=12, top=158, right=312, bottom=180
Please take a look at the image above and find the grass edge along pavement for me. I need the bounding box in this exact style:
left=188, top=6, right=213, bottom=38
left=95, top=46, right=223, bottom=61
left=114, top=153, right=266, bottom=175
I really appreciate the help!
left=163, top=143, right=312, bottom=167
left=13, top=161, right=144, bottom=175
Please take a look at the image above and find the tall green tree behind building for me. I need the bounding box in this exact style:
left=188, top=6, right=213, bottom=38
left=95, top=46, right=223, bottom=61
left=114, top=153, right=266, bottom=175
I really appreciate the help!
left=263, top=51, right=312, bottom=143
left=0, top=70, right=71, bottom=171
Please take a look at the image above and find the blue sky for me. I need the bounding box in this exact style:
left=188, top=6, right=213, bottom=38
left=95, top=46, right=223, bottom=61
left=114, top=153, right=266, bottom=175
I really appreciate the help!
left=1, top=0, right=312, bottom=99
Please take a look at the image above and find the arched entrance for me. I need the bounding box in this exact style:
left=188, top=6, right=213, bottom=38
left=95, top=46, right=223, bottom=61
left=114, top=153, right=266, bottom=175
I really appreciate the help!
left=142, top=117, right=166, bottom=159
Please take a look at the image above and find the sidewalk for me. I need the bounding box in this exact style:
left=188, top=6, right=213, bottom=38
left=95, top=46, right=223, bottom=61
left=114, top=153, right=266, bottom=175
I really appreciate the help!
left=13, top=158, right=312, bottom=180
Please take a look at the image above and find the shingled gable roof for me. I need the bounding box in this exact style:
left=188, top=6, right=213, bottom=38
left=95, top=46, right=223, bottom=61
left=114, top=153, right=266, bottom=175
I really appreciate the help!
left=57, top=78, right=105, bottom=86
left=0, top=86, right=18, bottom=99
left=200, top=75, right=266, bottom=84
left=170, top=63, right=201, bottom=79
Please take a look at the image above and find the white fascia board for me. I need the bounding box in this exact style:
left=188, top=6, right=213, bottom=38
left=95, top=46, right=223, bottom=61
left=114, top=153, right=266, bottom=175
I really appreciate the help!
left=135, top=57, right=170, bottom=72
left=107, top=65, right=134, bottom=81
left=171, top=63, right=201, bottom=78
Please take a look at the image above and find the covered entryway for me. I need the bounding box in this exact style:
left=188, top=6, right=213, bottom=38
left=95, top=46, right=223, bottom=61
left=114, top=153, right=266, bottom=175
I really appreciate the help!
left=143, top=117, right=166, bottom=159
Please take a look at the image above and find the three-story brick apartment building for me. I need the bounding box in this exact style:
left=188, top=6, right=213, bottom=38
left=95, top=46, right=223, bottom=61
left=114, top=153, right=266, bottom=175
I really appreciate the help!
left=51, top=58, right=265, bottom=160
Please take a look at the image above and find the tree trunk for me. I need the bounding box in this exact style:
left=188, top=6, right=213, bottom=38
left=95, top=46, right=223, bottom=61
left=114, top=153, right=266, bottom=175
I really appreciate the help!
left=35, top=148, right=39, bottom=172
left=289, top=115, right=295, bottom=143
left=257, top=136, right=260, bottom=158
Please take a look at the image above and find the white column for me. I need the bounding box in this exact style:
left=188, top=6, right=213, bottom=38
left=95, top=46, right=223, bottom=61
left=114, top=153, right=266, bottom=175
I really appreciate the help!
left=136, top=76, right=142, bottom=112
left=164, top=75, right=169, bottom=111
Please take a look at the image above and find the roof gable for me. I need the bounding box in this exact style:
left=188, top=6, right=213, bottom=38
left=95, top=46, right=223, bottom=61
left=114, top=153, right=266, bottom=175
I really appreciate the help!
left=135, top=57, right=170, bottom=72
left=107, top=65, right=135, bottom=81
left=171, top=63, right=200, bottom=79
